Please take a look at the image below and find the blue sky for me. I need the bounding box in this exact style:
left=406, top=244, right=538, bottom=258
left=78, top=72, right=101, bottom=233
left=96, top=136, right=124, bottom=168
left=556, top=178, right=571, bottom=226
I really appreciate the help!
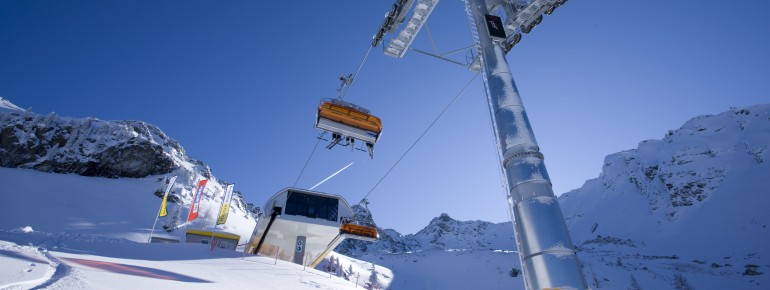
left=2, top=0, right=768, bottom=234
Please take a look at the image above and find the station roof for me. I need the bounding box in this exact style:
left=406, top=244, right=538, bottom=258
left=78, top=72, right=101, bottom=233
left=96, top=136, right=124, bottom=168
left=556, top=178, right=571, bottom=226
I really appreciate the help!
left=186, top=229, right=241, bottom=240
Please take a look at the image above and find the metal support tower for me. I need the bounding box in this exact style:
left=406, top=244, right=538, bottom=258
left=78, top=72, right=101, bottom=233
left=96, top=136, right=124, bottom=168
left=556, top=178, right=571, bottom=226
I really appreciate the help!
left=466, top=0, right=588, bottom=289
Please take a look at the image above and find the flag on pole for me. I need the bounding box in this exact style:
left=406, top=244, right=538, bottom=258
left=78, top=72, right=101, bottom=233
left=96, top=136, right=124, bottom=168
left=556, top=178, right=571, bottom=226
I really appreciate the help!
left=148, top=175, right=179, bottom=243
left=216, top=184, right=235, bottom=225
left=159, top=175, right=178, bottom=217
left=188, top=179, right=208, bottom=221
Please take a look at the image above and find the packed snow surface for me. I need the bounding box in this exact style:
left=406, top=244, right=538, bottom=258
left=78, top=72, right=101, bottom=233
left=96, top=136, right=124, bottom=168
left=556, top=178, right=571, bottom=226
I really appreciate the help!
left=0, top=167, right=371, bottom=289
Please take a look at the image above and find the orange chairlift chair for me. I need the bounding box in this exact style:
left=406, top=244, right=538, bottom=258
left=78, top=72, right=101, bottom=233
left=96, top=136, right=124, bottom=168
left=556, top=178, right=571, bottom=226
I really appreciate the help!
left=339, top=199, right=379, bottom=242
left=315, top=99, right=382, bottom=158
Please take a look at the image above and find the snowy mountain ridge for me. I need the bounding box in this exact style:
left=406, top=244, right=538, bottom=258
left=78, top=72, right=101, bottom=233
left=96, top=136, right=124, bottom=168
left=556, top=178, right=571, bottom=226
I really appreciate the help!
left=337, top=104, right=770, bottom=289
left=560, top=105, right=769, bottom=248
left=0, top=98, right=259, bottom=237
left=0, top=104, right=185, bottom=178
left=337, top=210, right=515, bottom=256
left=557, top=104, right=770, bottom=289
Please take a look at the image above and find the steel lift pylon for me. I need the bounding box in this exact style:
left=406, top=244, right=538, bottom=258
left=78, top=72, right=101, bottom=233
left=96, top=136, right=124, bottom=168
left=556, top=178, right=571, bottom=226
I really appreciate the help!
left=373, top=0, right=588, bottom=288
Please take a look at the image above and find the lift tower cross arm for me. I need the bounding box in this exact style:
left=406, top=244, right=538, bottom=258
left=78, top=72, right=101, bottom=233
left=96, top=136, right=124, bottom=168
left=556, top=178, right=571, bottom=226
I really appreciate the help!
left=467, top=0, right=567, bottom=71
left=466, top=0, right=588, bottom=289
left=373, top=0, right=440, bottom=58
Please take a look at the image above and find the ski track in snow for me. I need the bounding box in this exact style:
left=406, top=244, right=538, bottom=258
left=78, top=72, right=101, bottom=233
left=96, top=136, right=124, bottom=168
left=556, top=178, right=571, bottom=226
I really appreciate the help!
left=28, top=249, right=81, bottom=290
left=0, top=243, right=80, bottom=290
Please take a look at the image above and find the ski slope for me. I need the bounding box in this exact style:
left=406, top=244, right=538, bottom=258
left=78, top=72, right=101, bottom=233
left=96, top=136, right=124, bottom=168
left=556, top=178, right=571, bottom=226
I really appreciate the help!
left=0, top=167, right=385, bottom=289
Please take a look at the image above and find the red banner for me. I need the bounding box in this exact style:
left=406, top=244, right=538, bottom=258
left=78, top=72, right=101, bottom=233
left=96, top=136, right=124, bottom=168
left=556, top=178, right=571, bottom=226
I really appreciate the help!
left=187, top=180, right=208, bottom=221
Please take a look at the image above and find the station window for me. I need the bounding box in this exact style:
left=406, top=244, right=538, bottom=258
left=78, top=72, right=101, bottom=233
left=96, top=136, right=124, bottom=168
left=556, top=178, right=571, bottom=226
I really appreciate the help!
left=285, top=191, right=339, bottom=222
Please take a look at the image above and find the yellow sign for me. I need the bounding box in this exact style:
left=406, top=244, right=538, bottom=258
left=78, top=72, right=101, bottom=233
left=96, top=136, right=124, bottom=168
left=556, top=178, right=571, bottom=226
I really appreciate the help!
left=217, top=203, right=230, bottom=224
left=159, top=196, right=168, bottom=217
left=216, top=184, right=235, bottom=225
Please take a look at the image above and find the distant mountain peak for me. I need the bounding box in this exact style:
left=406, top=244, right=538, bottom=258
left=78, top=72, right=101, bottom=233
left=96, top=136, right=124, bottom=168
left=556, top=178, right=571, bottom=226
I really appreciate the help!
left=430, top=213, right=454, bottom=224
left=336, top=210, right=515, bottom=257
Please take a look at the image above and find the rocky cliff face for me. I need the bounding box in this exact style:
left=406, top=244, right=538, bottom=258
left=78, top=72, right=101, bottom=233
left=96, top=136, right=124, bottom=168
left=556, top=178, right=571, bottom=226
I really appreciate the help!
left=0, top=97, right=258, bottom=223
left=556, top=104, right=770, bottom=288
left=560, top=104, right=770, bottom=249
left=0, top=107, right=186, bottom=179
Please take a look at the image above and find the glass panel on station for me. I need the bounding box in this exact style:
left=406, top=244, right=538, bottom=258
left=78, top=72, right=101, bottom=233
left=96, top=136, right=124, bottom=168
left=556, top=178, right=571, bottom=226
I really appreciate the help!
left=285, top=191, right=339, bottom=222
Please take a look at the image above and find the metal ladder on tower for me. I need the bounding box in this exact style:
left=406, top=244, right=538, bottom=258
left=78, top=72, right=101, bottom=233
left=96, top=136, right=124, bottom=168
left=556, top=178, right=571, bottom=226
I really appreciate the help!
left=463, top=0, right=491, bottom=117
left=463, top=0, right=485, bottom=73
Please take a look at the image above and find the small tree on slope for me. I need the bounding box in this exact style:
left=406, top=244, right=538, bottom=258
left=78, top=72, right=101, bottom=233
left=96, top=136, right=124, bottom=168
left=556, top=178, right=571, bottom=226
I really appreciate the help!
left=629, top=274, right=643, bottom=290
left=367, top=263, right=379, bottom=290
left=673, top=273, right=694, bottom=290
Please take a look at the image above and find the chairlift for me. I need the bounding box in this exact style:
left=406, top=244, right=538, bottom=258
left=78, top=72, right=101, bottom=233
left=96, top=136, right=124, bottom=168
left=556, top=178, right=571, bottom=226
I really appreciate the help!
left=315, top=98, right=382, bottom=159
left=339, top=199, right=379, bottom=242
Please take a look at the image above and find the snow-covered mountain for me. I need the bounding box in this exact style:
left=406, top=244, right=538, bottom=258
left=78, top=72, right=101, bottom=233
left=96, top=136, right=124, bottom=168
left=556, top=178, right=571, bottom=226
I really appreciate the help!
left=0, top=98, right=181, bottom=178
left=0, top=97, right=259, bottom=239
left=557, top=104, right=770, bottom=289
left=561, top=105, right=769, bottom=248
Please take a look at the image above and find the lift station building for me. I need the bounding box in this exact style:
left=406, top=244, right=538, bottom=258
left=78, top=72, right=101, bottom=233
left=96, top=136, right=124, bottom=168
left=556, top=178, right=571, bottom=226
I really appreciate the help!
left=185, top=229, right=241, bottom=251
left=245, top=188, right=378, bottom=267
